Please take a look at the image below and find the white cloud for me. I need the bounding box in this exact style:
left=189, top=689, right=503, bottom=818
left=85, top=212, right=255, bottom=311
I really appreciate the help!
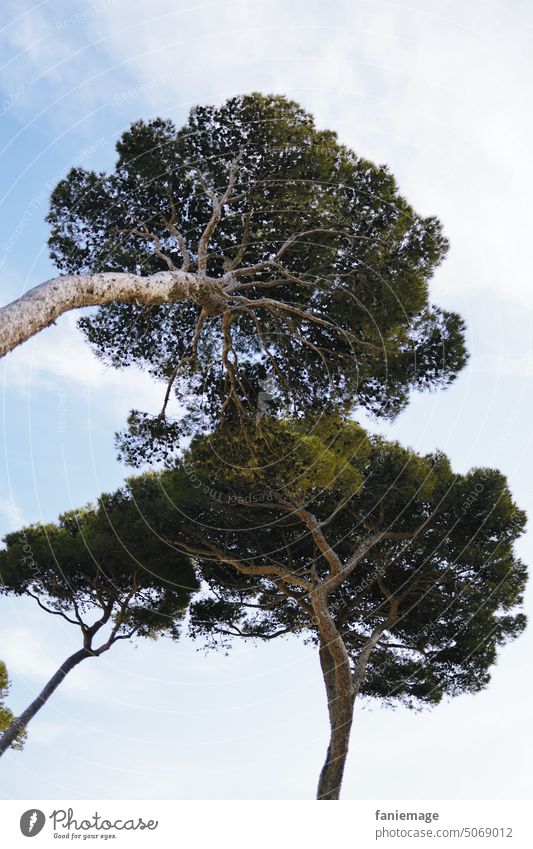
left=0, top=624, right=63, bottom=682
left=0, top=497, right=26, bottom=530
left=2, top=0, right=533, bottom=309
left=1, top=310, right=181, bottom=423
left=472, top=354, right=533, bottom=379
left=76, top=0, right=533, bottom=307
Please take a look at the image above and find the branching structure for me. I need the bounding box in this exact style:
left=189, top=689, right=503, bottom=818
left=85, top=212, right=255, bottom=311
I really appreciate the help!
left=0, top=494, right=197, bottom=756
left=0, top=94, right=467, bottom=460
left=87, top=417, right=526, bottom=799
left=0, top=94, right=522, bottom=803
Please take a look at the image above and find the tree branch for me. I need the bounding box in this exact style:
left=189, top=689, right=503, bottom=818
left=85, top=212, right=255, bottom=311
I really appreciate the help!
left=197, top=157, right=241, bottom=274
left=0, top=270, right=216, bottom=358
left=163, top=535, right=312, bottom=591
left=212, top=625, right=293, bottom=641
left=25, top=590, right=81, bottom=627
left=352, top=597, right=399, bottom=694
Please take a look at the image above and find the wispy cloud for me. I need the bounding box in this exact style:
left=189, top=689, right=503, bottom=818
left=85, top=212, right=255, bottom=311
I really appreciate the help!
left=0, top=497, right=25, bottom=530
left=1, top=311, right=181, bottom=420
left=1, top=0, right=523, bottom=310
left=471, top=354, right=533, bottom=379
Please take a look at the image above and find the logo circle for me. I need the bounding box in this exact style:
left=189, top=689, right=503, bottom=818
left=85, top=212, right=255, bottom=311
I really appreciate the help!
left=20, top=809, right=46, bottom=837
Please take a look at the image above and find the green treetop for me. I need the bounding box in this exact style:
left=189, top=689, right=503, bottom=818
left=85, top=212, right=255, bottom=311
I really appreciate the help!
left=0, top=494, right=198, bottom=756
left=46, top=93, right=467, bottom=463
left=35, top=417, right=524, bottom=798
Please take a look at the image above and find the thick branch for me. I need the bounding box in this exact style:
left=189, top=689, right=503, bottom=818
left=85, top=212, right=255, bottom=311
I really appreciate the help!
left=352, top=598, right=399, bottom=694
left=0, top=270, right=213, bottom=358
left=281, top=502, right=344, bottom=576
left=311, top=588, right=355, bottom=800
left=0, top=647, right=93, bottom=757
left=197, top=157, right=241, bottom=273
left=164, top=535, right=312, bottom=591
left=324, top=532, right=387, bottom=595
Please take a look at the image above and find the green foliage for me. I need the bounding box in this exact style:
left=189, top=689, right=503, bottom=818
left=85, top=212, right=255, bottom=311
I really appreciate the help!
left=2, top=416, right=525, bottom=716
left=0, top=495, right=199, bottom=641
left=190, top=415, right=371, bottom=500
left=0, top=661, right=26, bottom=750
left=46, top=93, right=467, bottom=464
left=148, top=419, right=525, bottom=708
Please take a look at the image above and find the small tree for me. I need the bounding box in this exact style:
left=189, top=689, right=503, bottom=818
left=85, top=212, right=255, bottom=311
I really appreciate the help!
left=0, top=661, right=26, bottom=751
left=0, top=492, right=198, bottom=756
left=124, top=418, right=527, bottom=799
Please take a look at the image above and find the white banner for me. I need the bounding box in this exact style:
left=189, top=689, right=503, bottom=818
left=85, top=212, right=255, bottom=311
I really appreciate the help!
left=0, top=800, right=531, bottom=848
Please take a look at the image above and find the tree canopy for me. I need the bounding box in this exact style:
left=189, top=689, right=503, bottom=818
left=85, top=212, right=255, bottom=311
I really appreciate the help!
left=0, top=495, right=197, bottom=639
left=148, top=420, right=527, bottom=797
left=45, top=93, right=467, bottom=463
left=0, top=92, right=524, bottom=802
left=14, top=418, right=523, bottom=795
left=0, top=494, right=198, bottom=755
left=137, top=419, right=526, bottom=702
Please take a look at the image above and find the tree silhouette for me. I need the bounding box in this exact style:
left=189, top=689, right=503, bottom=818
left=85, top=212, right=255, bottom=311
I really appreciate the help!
left=1, top=94, right=466, bottom=464
left=0, top=493, right=198, bottom=756
left=177, top=421, right=527, bottom=798
left=28, top=419, right=524, bottom=798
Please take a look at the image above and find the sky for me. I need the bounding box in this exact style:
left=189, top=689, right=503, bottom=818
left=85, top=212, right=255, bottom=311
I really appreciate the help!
left=0, top=0, right=533, bottom=800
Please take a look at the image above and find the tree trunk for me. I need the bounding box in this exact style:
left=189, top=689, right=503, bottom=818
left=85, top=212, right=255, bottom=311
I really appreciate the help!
left=0, top=647, right=93, bottom=756
left=313, top=590, right=394, bottom=800
left=0, top=270, right=219, bottom=359
left=316, top=640, right=355, bottom=800
left=311, top=587, right=356, bottom=800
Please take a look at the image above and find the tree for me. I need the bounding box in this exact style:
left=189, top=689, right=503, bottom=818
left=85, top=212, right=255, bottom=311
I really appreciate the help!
left=0, top=94, right=466, bottom=461
left=0, top=661, right=26, bottom=751
left=0, top=92, right=491, bottom=800
left=115, top=418, right=526, bottom=799
left=0, top=492, right=198, bottom=756
left=2, top=420, right=524, bottom=795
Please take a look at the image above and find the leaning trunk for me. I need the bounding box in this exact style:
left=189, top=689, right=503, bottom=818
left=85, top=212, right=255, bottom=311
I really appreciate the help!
left=311, top=587, right=357, bottom=801
left=313, top=594, right=393, bottom=800
left=0, top=270, right=210, bottom=359
left=316, top=640, right=356, bottom=800
left=0, top=647, right=92, bottom=756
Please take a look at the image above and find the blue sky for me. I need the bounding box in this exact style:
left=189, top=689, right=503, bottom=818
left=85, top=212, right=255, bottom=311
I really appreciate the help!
left=1, top=0, right=532, bottom=799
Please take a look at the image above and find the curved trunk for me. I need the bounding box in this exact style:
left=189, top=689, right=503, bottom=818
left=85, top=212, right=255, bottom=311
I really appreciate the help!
left=0, top=270, right=215, bottom=358
left=0, top=647, right=92, bottom=756
left=313, top=590, right=395, bottom=800
left=316, top=640, right=355, bottom=800
left=311, top=589, right=356, bottom=800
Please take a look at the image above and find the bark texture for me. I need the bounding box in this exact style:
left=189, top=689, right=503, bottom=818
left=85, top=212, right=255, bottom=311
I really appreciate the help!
left=167, top=496, right=408, bottom=800
left=314, top=589, right=395, bottom=800
left=0, top=271, right=220, bottom=358
left=316, top=639, right=356, bottom=800
left=312, top=590, right=356, bottom=800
